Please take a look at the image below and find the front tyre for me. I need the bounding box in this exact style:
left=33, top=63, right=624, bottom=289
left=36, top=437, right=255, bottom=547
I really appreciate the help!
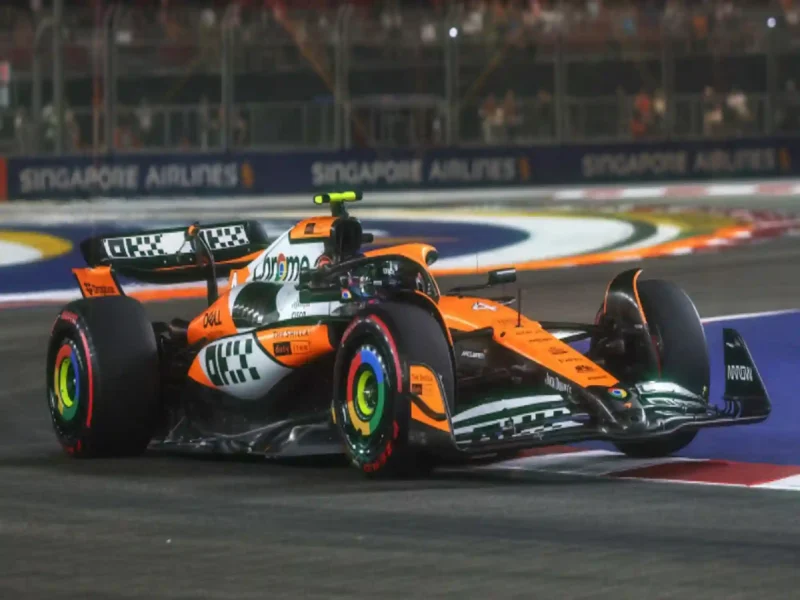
left=46, top=297, right=161, bottom=457
left=613, top=279, right=709, bottom=458
left=332, top=302, right=454, bottom=477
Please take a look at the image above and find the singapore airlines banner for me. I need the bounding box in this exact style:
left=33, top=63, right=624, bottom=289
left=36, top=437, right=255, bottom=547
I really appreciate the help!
left=1, top=137, right=795, bottom=200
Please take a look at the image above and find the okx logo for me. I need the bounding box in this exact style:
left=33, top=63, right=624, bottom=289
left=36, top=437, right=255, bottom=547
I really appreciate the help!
left=252, top=252, right=311, bottom=281
left=205, top=337, right=261, bottom=387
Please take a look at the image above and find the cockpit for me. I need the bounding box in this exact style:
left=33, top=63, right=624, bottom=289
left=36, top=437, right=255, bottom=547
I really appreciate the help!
left=340, top=257, right=439, bottom=302
left=299, top=254, right=440, bottom=308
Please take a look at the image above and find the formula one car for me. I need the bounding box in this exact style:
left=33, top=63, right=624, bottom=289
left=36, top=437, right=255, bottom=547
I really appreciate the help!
left=46, top=192, right=772, bottom=476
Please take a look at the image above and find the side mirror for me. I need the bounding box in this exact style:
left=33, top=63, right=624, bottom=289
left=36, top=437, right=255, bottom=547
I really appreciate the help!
left=488, top=268, right=516, bottom=286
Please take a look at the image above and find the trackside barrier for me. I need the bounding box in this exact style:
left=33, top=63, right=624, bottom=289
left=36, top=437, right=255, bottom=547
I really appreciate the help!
left=2, top=136, right=798, bottom=201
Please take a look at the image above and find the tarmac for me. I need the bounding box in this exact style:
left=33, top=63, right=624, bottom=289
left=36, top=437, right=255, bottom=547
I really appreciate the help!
left=2, top=236, right=800, bottom=599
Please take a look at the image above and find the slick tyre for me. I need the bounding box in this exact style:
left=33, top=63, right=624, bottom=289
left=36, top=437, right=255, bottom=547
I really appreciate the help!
left=332, top=302, right=454, bottom=478
left=46, top=296, right=160, bottom=457
left=614, top=279, right=710, bottom=459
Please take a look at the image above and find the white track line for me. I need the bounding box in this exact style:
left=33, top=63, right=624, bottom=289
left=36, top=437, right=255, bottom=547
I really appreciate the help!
left=700, top=309, right=800, bottom=322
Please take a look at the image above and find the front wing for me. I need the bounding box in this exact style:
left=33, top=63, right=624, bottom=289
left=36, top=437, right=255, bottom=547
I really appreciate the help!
left=447, top=327, right=770, bottom=454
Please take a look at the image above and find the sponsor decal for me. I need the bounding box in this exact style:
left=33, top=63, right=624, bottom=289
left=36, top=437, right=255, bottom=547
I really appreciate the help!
left=472, top=302, right=497, bottom=311
left=311, top=159, right=424, bottom=186
left=59, top=310, right=79, bottom=325
left=203, top=310, right=222, bottom=328
left=609, top=387, right=628, bottom=399
left=252, top=253, right=311, bottom=282
left=199, top=225, right=249, bottom=250
left=273, top=342, right=292, bottom=356
left=20, top=164, right=139, bottom=194
left=288, top=298, right=309, bottom=319
left=105, top=234, right=162, bottom=259
left=727, top=364, right=753, bottom=381
left=582, top=151, right=688, bottom=179
left=143, top=162, right=241, bottom=190
left=408, top=365, right=446, bottom=429
left=637, top=381, right=692, bottom=395
left=581, top=147, right=781, bottom=180
left=548, top=347, right=568, bottom=355
left=510, top=328, right=536, bottom=335
left=18, top=161, right=246, bottom=195
left=82, top=282, right=116, bottom=297
left=545, top=373, right=572, bottom=394
left=271, top=328, right=311, bottom=339
left=643, top=397, right=701, bottom=409
left=291, top=341, right=310, bottom=354
left=205, top=337, right=261, bottom=387
left=574, top=364, right=594, bottom=373
left=460, top=350, right=486, bottom=360
left=497, top=318, right=520, bottom=326
left=412, top=368, right=436, bottom=383
left=692, top=148, right=780, bottom=176
left=102, top=226, right=248, bottom=260
left=427, top=157, right=523, bottom=183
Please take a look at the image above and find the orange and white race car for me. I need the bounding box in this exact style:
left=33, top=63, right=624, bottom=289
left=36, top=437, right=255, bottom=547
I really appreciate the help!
left=46, top=192, right=771, bottom=476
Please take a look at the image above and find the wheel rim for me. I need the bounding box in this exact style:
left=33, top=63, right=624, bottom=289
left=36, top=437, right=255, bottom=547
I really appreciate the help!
left=53, top=341, right=81, bottom=422
left=342, top=344, right=388, bottom=452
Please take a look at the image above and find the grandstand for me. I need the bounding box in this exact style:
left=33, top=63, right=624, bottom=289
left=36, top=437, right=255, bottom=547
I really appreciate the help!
left=1, top=0, right=798, bottom=154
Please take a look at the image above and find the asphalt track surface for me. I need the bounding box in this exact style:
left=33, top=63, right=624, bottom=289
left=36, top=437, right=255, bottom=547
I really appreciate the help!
left=3, top=238, right=800, bottom=599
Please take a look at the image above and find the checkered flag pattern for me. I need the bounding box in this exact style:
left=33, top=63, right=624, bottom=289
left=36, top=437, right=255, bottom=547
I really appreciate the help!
left=103, top=225, right=250, bottom=260
left=205, top=337, right=262, bottom=387
left=104, top=233, right=168, bottom=259
left=200, top=225, right=249, bottom=250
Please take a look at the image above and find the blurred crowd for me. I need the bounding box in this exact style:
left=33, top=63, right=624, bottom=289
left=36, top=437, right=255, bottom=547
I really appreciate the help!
left=10, top=96, right=251, bottom=153
left=474, top=82, right=800, bottom=142
left=3, top=0, right=800, bottom=152
left=2, top=0, right=796, bottom=63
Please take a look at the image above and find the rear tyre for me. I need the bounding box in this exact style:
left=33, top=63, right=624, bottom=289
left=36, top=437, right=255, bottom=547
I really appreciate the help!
left=613, top=279, right=709, bottom=458
left=46, top=296, right=161, bottom=457
left=332, top=302, right=454, bottom=478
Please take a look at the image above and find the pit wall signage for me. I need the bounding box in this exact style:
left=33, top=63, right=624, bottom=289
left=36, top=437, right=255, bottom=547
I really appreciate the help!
left=2, top=137, right=796, bottom=200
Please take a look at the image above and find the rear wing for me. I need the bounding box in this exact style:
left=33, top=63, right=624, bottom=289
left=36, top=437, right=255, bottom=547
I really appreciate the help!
left=73, top=192, right=365, bottom=302
left=73, top=220, right=271, bottom=305
left=78, top=220, right=270, bottom=283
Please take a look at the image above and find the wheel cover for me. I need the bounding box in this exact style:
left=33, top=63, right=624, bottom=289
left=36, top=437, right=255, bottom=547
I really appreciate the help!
left=339, top=342, right=393, bottom=464
left=355, top=370, right=378, bottom=420
left=53, top=341, right=81, bottom=422
left=346, top=345, right=386, bottom=436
